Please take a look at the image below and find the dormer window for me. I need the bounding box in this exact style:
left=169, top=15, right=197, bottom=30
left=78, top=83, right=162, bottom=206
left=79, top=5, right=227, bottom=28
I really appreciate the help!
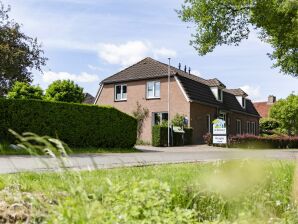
left=210, top=87, right=223, bottom=102
left=242, top=97, right=246, bottom=108
left=218, top=89, right=223, bottom=101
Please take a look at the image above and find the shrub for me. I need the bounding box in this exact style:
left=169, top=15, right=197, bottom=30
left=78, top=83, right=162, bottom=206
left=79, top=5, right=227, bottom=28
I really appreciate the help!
left=0, top=99, right=137, bottom=148
left=203, top=133, right=212, bottom=145
left=228, top=135, right=298, bottom=149
left=45, top=80, right=85, bottom=103
left=152, top=125, right=192, bottom=147
left=260, top=118, right=280, bottom=135
left=7, top=81, right=43, bottom=100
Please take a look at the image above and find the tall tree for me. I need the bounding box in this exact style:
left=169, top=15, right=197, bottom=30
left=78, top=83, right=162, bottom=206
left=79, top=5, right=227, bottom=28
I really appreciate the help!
left=270, top=93, right=298, bottom=135
left=178, top=0, right=298, bottom=77
left=7, top=81, right=43, bottom=100
left=0, top=2, right=47, bottom=96
left=45, top=80, right=85, bottom=103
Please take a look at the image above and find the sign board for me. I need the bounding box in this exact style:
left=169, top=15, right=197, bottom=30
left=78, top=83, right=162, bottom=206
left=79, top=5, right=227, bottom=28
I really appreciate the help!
left=213, top=136, right=227, bottom=144
left=212, top=119, right=227, bottom=135
left=212, top=118, right=227, bottom=144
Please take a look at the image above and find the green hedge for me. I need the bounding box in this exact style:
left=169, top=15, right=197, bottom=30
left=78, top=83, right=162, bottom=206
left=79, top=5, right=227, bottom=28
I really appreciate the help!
left=0, top=99, right=137, bottom=148
left=152, top=125, right=193, bottom=147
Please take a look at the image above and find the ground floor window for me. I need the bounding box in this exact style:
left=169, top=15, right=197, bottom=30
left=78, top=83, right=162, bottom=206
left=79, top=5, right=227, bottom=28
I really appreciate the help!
left=153, top=112, right=168, bottom=125
left=236, top=119, right=242, bottom=135
left=247, top=121, right=256, bottom=135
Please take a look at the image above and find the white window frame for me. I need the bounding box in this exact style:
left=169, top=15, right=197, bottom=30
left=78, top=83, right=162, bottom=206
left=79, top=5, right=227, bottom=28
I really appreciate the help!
left=251, top=122, right=256, bottom=135
left=152, top=112, right=168, bottom=125
left=236, top=119, right=242, bottom=135
left=146, top=81, right=160, bottom=99
left=247, top=121, right=251, bottom=134
left=114, top=84, right=127, bottom=101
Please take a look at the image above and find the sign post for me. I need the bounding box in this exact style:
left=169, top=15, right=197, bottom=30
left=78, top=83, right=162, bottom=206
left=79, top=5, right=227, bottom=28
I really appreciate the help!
left=212, top=118, right=227, bottom=144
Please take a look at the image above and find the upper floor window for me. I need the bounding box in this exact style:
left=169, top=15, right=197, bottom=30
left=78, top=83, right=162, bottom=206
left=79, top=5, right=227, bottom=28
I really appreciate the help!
left=218, top=89, right=223, bottom=101
left=115, top=84, right=127, bottom=101
left=147, top=81, right=160, bottom=99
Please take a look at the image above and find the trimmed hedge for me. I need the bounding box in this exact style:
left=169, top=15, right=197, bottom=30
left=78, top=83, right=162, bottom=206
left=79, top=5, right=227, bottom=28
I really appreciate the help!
left=152, top=125, right=193, bottom=147
left=229, top=135, right=298, bottom=149
left=0, top=99, right=137, bottom=148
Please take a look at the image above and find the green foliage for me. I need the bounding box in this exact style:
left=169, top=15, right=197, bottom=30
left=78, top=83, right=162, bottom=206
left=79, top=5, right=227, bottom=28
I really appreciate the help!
left=7, top=81, right=43, bottom=100
left=152, top=125, right=168, bottom=147
left=171, top=113, right=186, bottom=127
left=0, top=99, right=137, bottom=148
left=270, top=94, right=298, bottom=135
left=178, top=0, right=298, bottom=77
left=132, top=101, right=149, bottom=139
left=0, top=3, right=47, bottom=96
left=45, top=80, right=85, bottom=103
left=152, top=125, right=193, bottom=146
left=259, top=118, right=280, bottom=134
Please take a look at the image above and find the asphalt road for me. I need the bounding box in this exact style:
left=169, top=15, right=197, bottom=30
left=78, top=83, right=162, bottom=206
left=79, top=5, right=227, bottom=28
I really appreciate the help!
left=1, top=145, right=298, bottom=174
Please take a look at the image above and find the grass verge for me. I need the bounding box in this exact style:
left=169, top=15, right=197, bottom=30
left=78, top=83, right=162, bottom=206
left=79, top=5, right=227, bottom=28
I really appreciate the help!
left=0, top=161, right=297, bottom=223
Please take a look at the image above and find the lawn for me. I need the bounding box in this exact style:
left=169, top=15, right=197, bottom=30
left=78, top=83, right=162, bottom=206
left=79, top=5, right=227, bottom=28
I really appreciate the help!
left=0, top=160, right=297, bottom=223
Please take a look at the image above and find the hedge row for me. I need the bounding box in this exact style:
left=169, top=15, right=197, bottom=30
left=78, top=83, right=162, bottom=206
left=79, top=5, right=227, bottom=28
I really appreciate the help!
left=152, top=125, right=193, bottom=147
left=0, top=99, right=137, bottom=148
left=229, top=135, right=298, bottom=149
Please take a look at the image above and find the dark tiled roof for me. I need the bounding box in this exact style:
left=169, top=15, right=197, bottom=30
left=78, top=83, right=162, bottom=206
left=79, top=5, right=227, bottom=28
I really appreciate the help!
left=83, top=93, right=95, bottom=104
left=101, top=57, right=259, bottom=117
left=225, top=88, right=248, bottom=96
left=102, top=57, right=213, bottom=86
left=176, top=75, right=260, bottom=116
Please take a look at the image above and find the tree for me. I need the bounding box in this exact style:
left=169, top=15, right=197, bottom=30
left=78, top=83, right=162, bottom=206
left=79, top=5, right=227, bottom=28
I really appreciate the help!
left=270, top=93, right=298, bottom=135
left=7, top=81, right=43, bottom=100
left=132, top=102, right=149, bottom=139
left=259, top=118, right=280, bottom=135
left=178, top=0, right=298, bottom=77
left=45, top=80, right=85, bottom=103
left=0, top=2, right=47, bottom=96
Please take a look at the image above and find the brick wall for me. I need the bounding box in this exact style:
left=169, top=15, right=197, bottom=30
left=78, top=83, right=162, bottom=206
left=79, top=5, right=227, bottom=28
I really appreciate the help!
left=96, top=77, right=190, bottom=143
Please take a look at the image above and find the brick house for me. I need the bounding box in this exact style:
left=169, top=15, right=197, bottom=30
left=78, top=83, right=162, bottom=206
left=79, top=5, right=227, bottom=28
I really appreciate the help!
left=95, top=57, right=260, bottom=144
left=253, top=95, right=277, bottom=118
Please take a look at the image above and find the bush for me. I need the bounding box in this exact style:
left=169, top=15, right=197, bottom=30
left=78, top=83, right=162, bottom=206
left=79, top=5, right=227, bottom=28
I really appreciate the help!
left=228, top=135, right=298, bottom=149
left=152, top=125, right=193, bottom=147
left=0, top=99, right=137, bottom=148
left=260, top=118, right=280, bottom=135
left=7, top=81, right=44, bottom=100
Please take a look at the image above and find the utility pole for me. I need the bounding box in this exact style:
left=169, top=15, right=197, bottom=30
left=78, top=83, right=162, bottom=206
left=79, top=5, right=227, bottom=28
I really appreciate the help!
left=168, top=58, right=171, bottom=147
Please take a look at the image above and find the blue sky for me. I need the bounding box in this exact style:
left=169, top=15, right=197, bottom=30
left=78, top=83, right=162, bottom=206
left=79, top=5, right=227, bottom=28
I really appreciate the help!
left=3, top=0, right=297, bottom=101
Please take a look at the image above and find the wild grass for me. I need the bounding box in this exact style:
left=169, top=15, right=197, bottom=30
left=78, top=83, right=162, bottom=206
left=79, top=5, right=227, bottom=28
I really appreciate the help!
left=1, top=131, right=298, bottom=223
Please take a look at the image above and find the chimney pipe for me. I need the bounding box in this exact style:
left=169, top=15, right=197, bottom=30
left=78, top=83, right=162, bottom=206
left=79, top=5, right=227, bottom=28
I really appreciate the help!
left=184, top=65, right=187, bottom=73
left=268, top=95, right=276, bottom=104
left=178, top=63, right=181, bottom=70
left=188, top=67, right=191, bottom=74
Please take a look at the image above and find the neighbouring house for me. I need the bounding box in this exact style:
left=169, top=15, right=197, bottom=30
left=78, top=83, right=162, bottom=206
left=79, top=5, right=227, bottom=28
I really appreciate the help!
left=253, top=95, right=277, bottom=118
left=83, top=93, right=95, bottom=104
left=94, top=57, right=260, bottom=144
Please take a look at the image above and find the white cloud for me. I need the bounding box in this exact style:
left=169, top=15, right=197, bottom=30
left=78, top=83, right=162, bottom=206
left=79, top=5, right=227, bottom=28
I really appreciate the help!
left=153, top=47, right=177, bottom=58
left=97, top=41, right=177, bottom=67
left=191, top=69, right=203, bottom=77
left=240, top=85, right=261, bottom=101
left=43, top=71, right=99, bottom=83
left=98, top=41, right=149, bottom=67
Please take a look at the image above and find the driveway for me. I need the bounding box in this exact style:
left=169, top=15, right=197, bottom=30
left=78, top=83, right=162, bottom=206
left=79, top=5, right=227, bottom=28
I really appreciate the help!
left=0, top=145, right=298, bottom=174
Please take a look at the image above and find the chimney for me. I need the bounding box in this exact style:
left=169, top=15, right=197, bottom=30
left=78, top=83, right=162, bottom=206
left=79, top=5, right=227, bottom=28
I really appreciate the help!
left=184, top=65, right=187, bottom=73
left=188, top=67, right=191, bottom=74
left=178, top=63, right=181, bottom=70
left=268, top=95, right=276, bottom=104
